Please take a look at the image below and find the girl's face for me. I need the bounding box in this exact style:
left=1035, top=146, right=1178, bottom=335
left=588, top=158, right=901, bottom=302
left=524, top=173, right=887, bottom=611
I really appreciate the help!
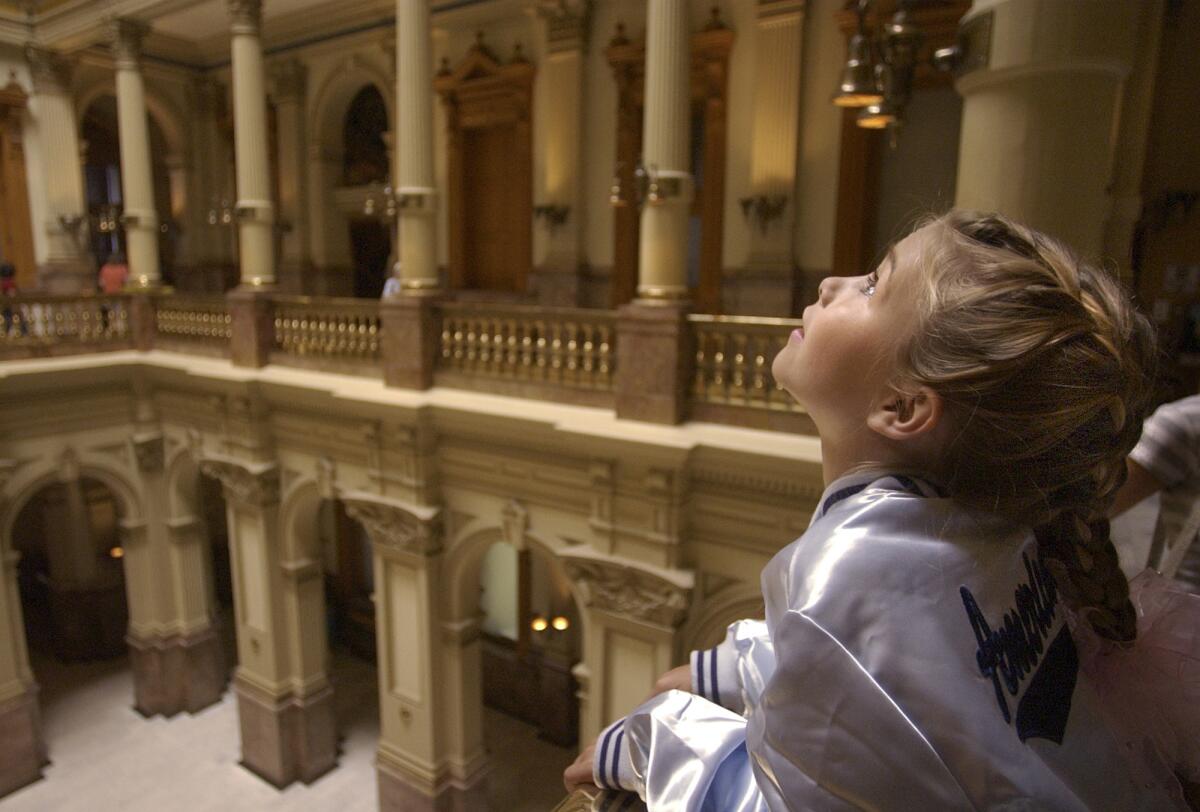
left=772, top=226, right=929, bottom=434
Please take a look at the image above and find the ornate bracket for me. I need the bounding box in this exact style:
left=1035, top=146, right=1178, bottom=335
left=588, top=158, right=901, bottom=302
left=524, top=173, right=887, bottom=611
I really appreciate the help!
left=561, top=550, right=693, bottom=627
left=198, top=457, right=280, bottom=507
left=341, top=493, right=442, bottom=556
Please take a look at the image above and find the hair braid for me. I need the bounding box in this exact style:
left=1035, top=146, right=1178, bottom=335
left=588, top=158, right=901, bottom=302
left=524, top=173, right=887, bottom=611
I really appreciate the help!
left=905, top=211, right=1157, bottom=643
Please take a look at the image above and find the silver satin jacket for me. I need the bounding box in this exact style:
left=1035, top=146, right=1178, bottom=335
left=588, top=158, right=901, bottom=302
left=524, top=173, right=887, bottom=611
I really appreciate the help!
left=591, top=472, right=1184, bottom=811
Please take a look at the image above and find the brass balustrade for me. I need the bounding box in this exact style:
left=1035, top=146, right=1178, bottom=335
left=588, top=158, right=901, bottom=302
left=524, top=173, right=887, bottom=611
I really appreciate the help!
left=438, top=302, right=616, bottom=392
left=1, top=294, right=131, bottom=352
left=689, top=314, right=804, bottom=413
left=272, top=296, right=381, bottom=371
left=154, top=295, right=231, bottom=355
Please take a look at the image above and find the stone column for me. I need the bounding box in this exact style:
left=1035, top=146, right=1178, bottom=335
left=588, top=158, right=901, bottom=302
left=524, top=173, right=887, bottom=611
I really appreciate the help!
left=42, top=452, right=126, bottom=661
left=615, top=0, right=694, bottom=425
left=227, top=0, right=276, bottom=287
left=953, top=0, right=1140, bottom=258
left=271, top=60, right=310, bottom=293
left=739, top=0, right=805, bottom=315
left=0, top=465, right=46, bottom=798
left=394, top=0, right=438, bottom=293
left=532, top=1, right=589, bottom=307
left=24, top=47, right=92, bottom=293
left=110, top=19, right=162, bottom=289
left=126, top=432, right=225, bottom=718
left=199, top=458, right=336, bottom=788
left=560, top=551, right=692, bottom=742
left=343, top=497, right=485, bottom=812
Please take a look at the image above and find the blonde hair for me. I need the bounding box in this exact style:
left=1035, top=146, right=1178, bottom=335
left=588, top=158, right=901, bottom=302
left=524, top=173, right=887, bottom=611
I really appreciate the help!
left=901, top=211, right=1156, bottom=643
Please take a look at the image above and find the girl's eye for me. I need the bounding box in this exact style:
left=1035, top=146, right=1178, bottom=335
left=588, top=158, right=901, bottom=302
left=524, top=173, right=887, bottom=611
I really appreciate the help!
left=861, top=272, right=878, bottom=297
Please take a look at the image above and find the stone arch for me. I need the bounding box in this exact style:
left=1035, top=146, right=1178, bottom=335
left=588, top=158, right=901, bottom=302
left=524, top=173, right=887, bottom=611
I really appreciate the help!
left=278, top=478, right=324, bottom=565
left=684, top=584, right=765, bottom=652
left=75, top=81, right=188, bottom=160
left=308, top=57, right=393, bottom=159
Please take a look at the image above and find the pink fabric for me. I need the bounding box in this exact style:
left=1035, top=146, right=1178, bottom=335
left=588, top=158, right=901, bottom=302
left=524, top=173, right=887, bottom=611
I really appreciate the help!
left=1073, top=569, right=1200, bottom=803
left=99, top=262, right=128, bottom=294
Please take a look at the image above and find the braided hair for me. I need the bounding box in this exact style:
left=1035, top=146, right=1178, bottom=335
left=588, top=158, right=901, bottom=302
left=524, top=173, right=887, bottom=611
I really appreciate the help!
left=902, top=211, right=1156, bottom=643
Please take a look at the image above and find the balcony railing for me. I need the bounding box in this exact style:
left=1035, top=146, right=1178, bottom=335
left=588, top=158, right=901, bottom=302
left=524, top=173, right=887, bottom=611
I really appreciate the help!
left=272, top=296, right=381, bottom=375
left=0, top=291, right=810, bottom=434
left=154, top=295, right=231, bottom=357
left=0, top=294, right=132, bottom=359
left=437, top=302, right=616, bottom=407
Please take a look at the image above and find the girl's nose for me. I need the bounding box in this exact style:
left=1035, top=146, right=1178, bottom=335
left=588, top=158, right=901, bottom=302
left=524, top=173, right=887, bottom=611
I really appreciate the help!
left=818, top=276, right=841, bottom=305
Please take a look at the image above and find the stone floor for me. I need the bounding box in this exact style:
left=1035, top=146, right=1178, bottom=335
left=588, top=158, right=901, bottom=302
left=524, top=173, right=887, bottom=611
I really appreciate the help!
left=1, top=649, right=576, bottom=812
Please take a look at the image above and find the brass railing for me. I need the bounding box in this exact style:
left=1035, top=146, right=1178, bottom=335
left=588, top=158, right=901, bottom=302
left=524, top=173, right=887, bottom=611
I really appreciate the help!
left=1, top=294, right=131, bottom=349
left=272, top=296, right=381, bottom=370
left=689, top=314, right=803, bottom=413
left=154, top=295, right=231, bottom=354
left=438, top=302, right=616, bottom=391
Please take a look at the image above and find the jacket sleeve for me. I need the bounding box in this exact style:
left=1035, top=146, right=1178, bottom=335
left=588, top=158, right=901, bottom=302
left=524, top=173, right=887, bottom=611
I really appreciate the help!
left=591, top=690, right=770, bottom=812
left=689, top=619, right=774, bottom=715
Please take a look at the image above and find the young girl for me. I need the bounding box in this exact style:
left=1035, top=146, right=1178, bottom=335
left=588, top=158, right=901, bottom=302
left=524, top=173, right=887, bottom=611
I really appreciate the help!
left=563, top=211, right=1200, bottom=809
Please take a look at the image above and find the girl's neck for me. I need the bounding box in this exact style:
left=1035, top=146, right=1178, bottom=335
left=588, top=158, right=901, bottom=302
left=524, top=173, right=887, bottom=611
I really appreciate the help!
left=819, top=432, right=913, bottom=488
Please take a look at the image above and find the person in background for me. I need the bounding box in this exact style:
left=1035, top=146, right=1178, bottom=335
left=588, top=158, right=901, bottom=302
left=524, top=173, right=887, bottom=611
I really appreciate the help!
left=1110, top=394, right=1200, bottom=592
left=98, top=252, right=129, bottom=294
left=1, top=262, right=18, bottom=335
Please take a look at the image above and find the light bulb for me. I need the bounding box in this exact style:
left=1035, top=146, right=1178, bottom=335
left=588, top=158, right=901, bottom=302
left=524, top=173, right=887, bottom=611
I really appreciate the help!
left=530, top=616, right=548, bottom=632
left=551, top=616, right=569, bottom=631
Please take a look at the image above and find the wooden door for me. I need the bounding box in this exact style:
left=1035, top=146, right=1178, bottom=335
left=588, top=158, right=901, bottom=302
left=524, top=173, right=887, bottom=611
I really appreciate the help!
left=463, top=124, right=519, bottom=291
left=0, top=79, right=37, bottom=290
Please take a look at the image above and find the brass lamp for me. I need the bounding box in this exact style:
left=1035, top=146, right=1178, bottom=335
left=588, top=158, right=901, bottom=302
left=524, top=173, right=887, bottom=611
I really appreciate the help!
left=832, top=2, right=882, bottom=108
left=832, top=0, right=928, bottom=133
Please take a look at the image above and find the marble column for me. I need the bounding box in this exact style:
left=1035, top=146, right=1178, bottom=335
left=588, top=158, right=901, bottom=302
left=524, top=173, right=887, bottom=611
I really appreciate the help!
left=532, top=1, right=589, bottom=307
left=0, top=466, right=46, bottom=799
left=637, top=0, right=692, bottom=301
left=228, top=0, right=276, bottom=287
left=199, top=458, right=336, bottom=788
left=271, top=60, right=310, bottom=293
left=110, top=19, right=162, bottom=289
left=953, top=0, right=1140, bottom=258
left=25, top=46, right=92, bottom=293
left=739, top=0, right=805, bottom=315
left=394, top=0, right=438, bottom=293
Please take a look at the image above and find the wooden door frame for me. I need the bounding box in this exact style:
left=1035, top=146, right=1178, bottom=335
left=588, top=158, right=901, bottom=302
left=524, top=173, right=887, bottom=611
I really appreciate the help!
left=434, top=39, right=535, bottom=294
left=831, top=0, right=969, bottom=277
left=605, top=18, right=734, bottom=313
left=0, top=78, right=37, bottom=290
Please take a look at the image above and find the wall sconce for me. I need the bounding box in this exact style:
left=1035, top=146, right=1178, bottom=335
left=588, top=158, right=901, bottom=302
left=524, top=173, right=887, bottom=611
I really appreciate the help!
left=609, top=162, right=684, bottom=212
left=364, top=184, right=399, bottom=221
left=530, top=615, right=549, bottom=632
left=530, top=613, right=571, bottom=633
left=57, top=213, right=85, bottom=234
left=206, top=199, right=235, bottom=228
left=534, top=204, right=570, bottom=230
left=739, top=195, right=788, bottom=235
left=94, top=203, right=122, bottom=234
left=832, top=0, right=967, bottom=134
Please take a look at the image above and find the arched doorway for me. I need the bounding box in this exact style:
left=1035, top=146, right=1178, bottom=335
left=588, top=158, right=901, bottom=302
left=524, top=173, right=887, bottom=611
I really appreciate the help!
left=80, top=95, right=176, bottom=285
left=198, top=470, right=237, bottom=673
left=342, top=85, right=391, bottom=299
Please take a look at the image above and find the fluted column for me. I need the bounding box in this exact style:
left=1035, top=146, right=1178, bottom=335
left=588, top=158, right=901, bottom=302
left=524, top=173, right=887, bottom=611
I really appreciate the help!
left=228, top=0, right=275, bottom=287
left=395, top=0, right=438, bottom=293
left=271, top=60, right=310, bottom=293
left=110, top=20, right=162, bottom=289
left=25, top=46, right=92, bottom=293
left=637, top=0, right=692, bottom=300
left=954, top=0, right=1140, bottom=258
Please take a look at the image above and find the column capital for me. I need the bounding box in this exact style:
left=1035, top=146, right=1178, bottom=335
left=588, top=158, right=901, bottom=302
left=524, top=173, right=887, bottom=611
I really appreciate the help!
left=537, top=0, right=591, bottom=54
left=24, top=45, right=73, bottom=94
left=560, top=550, right=693, bottom=627
left=342, top=495, right=442, bottom=556
left=199, top=458, right=280, bottom=507
left=109, top=18, right=149, bottom=70
left=270, top=59, right=307, bottom=103
left=227, top=0, right=263, bottom=35
left=756, top=0, right=805, bottom=24
left=131, top=434, right=165, bottom=474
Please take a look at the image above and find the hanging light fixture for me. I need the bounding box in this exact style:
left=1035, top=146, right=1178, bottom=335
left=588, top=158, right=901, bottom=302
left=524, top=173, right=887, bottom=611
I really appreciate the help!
left=833, top=0, right=957, bottom=135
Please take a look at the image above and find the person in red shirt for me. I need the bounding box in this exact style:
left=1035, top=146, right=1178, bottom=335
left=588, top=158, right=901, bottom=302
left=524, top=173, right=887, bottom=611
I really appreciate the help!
left=98, top=253, right=129, bottom=294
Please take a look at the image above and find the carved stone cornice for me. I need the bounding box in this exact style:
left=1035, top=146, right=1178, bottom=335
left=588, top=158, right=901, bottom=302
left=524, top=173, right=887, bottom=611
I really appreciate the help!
left=538, top=0, right=591, bottom=54
left=199, top=458, right=280, bottom=507
left=561, top=551, right=693, bottom=627
left=24, top=46, right=72, bottom=95
left=227, top=0, right=263, bottom=36
left=342, top=495, right=442, bottom=556
left=132, top=434, right=164, bottom=474
left=109, top=18, right=149, bottom=71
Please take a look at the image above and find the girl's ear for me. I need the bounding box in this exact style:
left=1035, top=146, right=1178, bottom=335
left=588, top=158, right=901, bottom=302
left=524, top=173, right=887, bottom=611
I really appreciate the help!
left=866, top=385, right=943, bottom=442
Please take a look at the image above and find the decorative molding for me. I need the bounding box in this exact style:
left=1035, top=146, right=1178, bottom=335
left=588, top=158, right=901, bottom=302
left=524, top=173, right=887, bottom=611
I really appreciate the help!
left=57, top=447, right=81, bottom=484
left=24, top=45, right=72, bottom=94
left=198, top=458, right=280, bottom=507
left=342, top=494, right=442, bottom=556
left=227, top=0, right=263, bottom=36
left=316, top=456, right=336, bottom=500
left=561, top=550, right=693, bottom=627
left=756, top=0, right=806, bottom=24
left=691, top=465, right=822, bottom=501
left=441, top=616, right=482, bottom=645
left=500, top=499, right=528, bottom=551
left=538, top=0, right=591, bottom=55
left=132, top=434, right=165, bottom=474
